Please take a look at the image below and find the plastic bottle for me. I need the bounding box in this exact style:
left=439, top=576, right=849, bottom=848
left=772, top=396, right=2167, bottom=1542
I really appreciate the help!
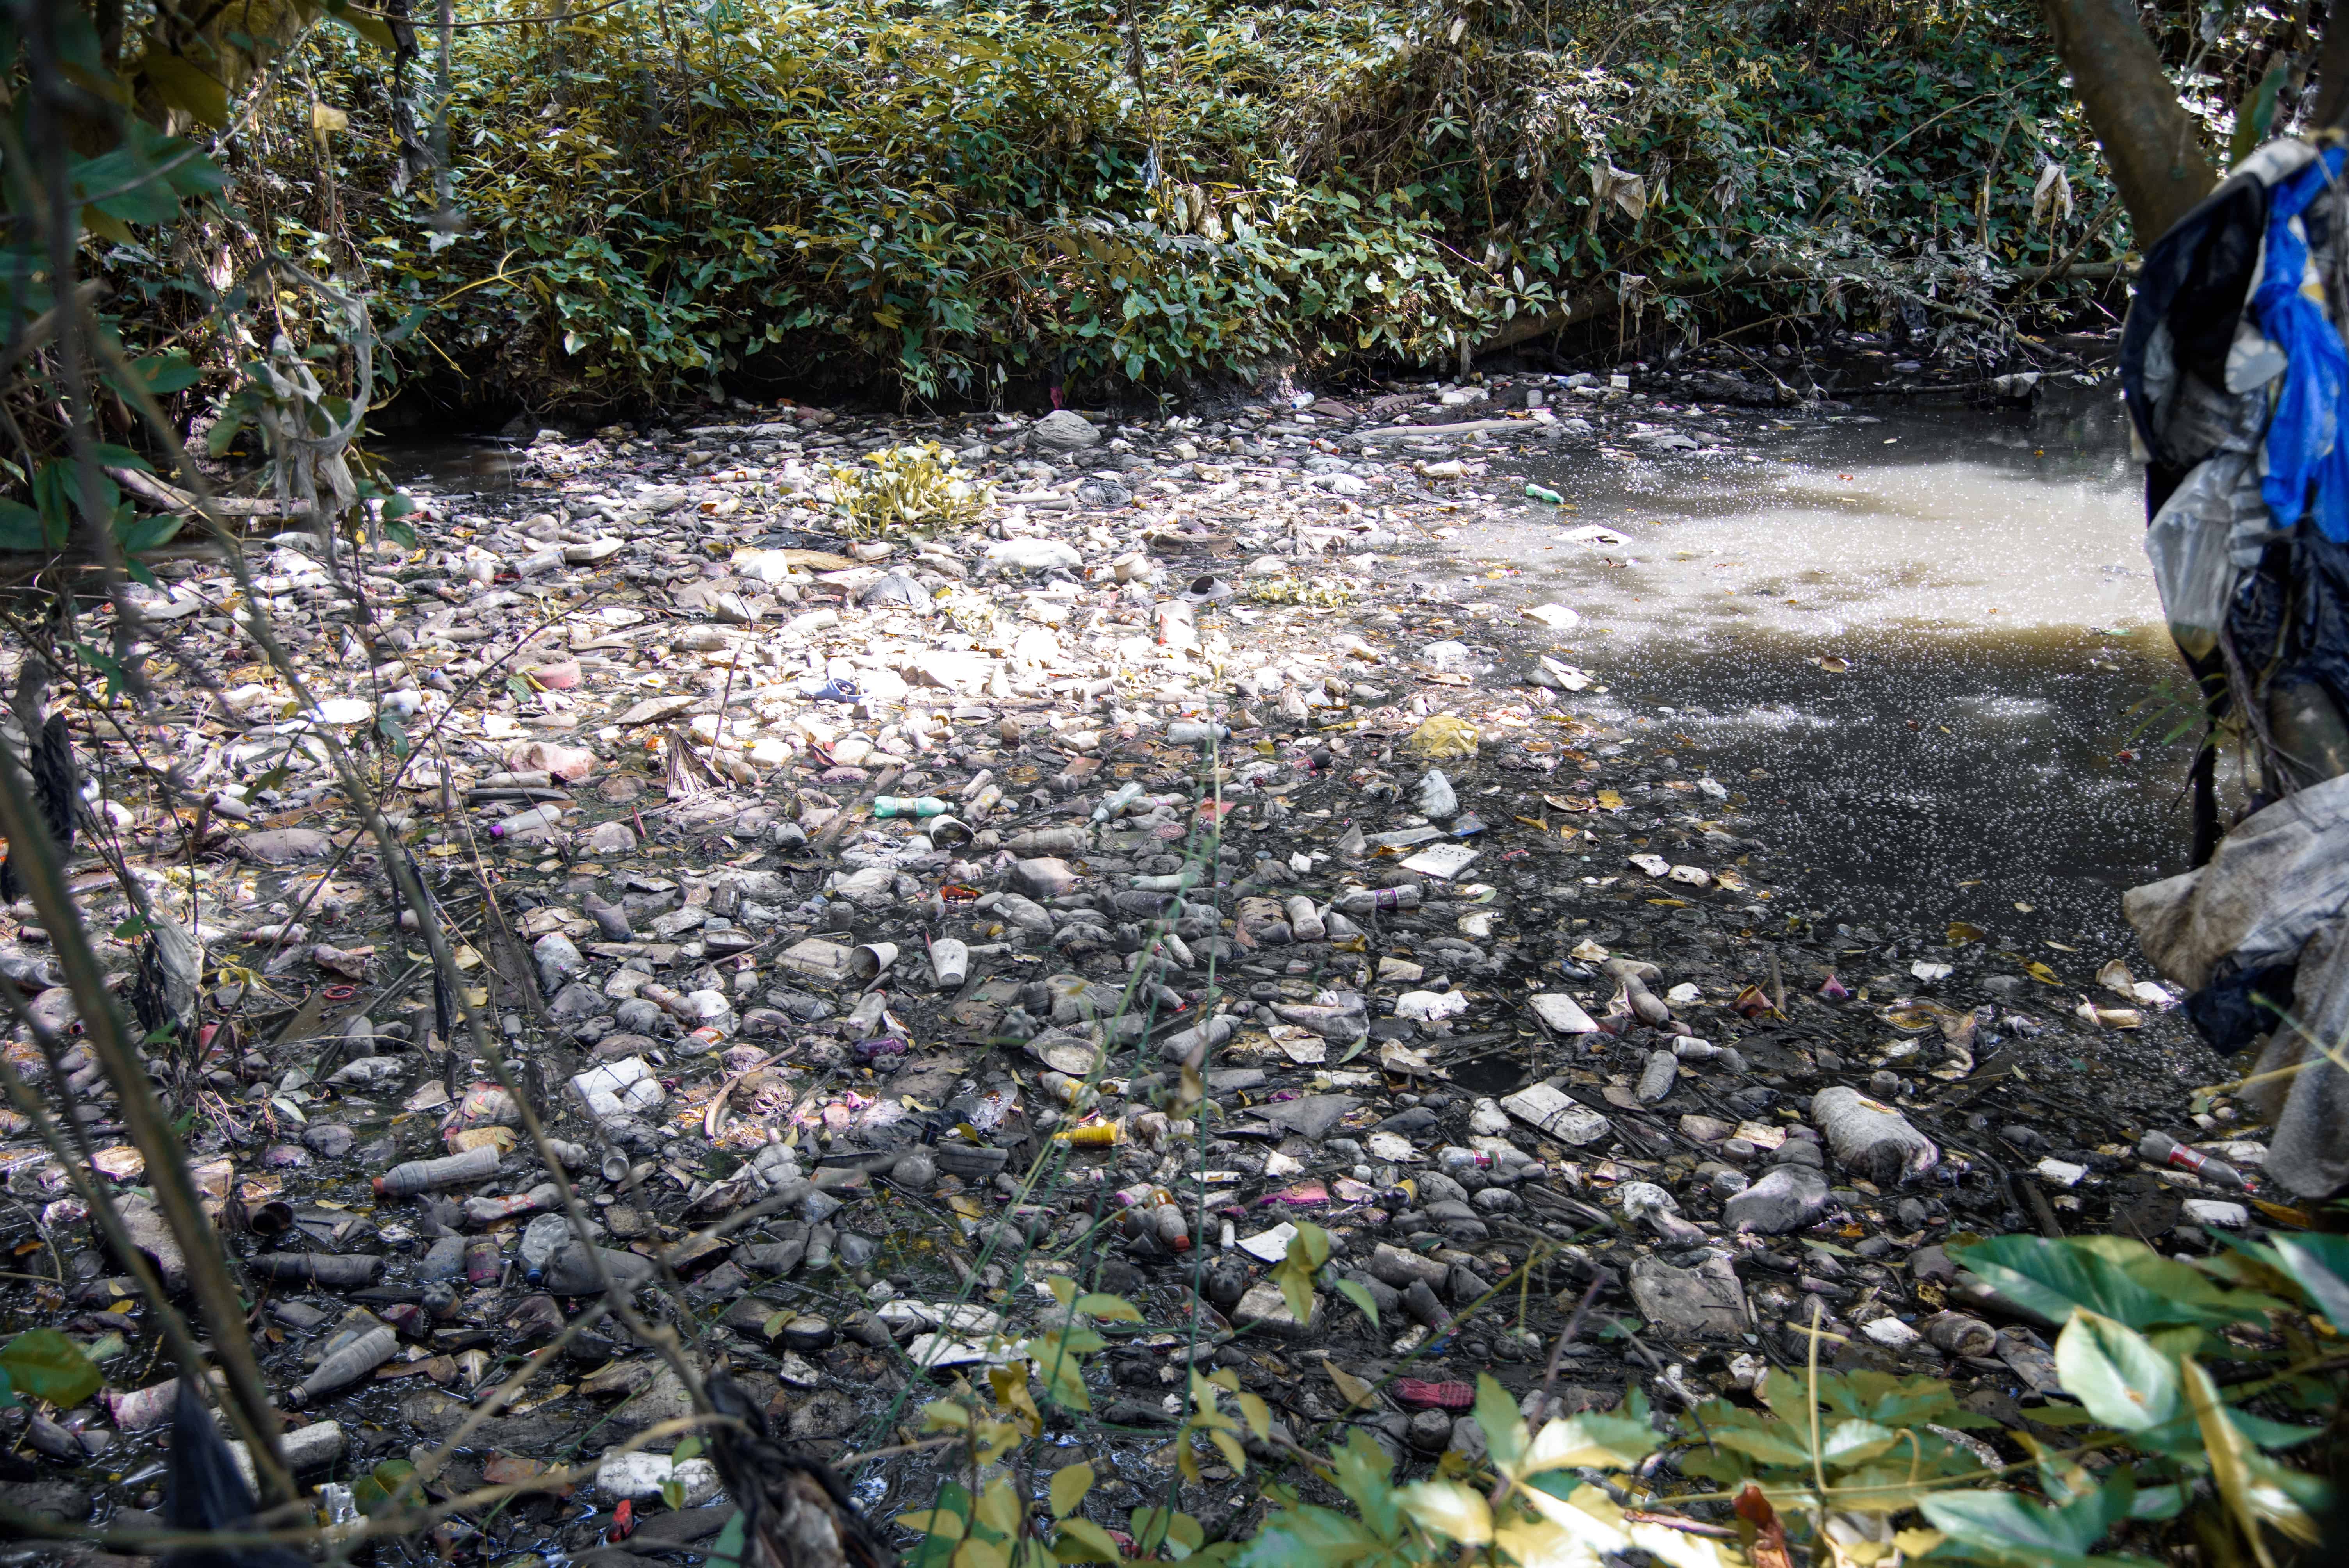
left=1153, top=1204, right=1191, bottom=1251
left=1166, top=721, right=1227, bottom=746
left=487, top=804, right=563, bottom=838
left=872, top=795, right=950, bottom=819
left=248, top=1254, right=382, bottom=1287
left=520, top=1213, right=572, bottom=1283
left=287, top=1326, right=398, bottom=1405
left=1054, top=1120, right=1122, bottom=1147
left=1092, top=782, right=1146, bottom=822
left=1813, top=1086, right=1940, bottom=1184
left=1923, top=1311, right=1998, bottom=1358
left=1525, top=483, right=1565, bottom=505
left=1285, top=896, right=1326, bottom=941
left=2138, top=1131, right=2249, bottom=1190
left=374, top=1145, right=502, bottom=1196
left=1333, top=885, right=1422, bottom=914
left=464, top=1237, right=503, bottom=1285
left=1011, top=825, right=1092, bottom=855
left=463, top=1184, right=559, bottom=1226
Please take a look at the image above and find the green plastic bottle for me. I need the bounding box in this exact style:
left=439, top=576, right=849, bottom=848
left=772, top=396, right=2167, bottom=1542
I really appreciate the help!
left=1525, top=482, right=1565, bottom=505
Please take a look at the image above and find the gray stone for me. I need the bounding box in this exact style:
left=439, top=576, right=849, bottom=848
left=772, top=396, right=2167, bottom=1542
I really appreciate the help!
left=1724, top=1164, right=1831, bottom=1235
left=239, top=828, right=333, bottom=864
left=1625, top=1253, right=1748, bottom=1338
left=1032, top=410, right=1103, bottom=451
left=1010, top=857, right=1080, bottom=898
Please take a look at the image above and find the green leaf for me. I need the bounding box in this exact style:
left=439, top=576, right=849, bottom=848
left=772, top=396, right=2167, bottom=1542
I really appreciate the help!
left=1333, top=1278, right=1379, bottom=1329
left=1074, top=1293, right=1141, bottom=1322
left=1053, top=1517, right=1123, bottom=1563
left=671, top=1435, right=703, bottom=1462
left=0, top=1331, right=101, bottom=1407
left=113, top=914, right=150, bottom=940
left=1131, top=1507, right=1202, bottom=1559
left=706, top=1513, right=748, bottom=1568
left=2230, top=58, right=2291, bottom=166
left=1322, top=1427, right=1403, bottom=1538
left=1271, top=1221, right=1330, bottom=1326
left=322, top=0, right=399, bottom=51
left=2269, top=1234, right=2349, bottom=1334
left=0, top=499, right=46, bottom=552
left=1473, top=1372, right=1526, bottom=1475
left=1234, top=1505, right=1376, bottom=1567
left=383, top=517, right=420, bottom=551
left=1948, top=1235, right=2283, bottom=1332
left=1921, top=1486, right=2150, bottom=1567
left=117, top=514, right=182, bottom=555
left=2053, top=1310, right=2177, bottom=1432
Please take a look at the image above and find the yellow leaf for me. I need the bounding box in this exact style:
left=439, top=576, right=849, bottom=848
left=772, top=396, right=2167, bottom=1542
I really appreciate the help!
left=1046, top=1276, right=1077, bottom=1307
left=2185, top=1356, right=2315, bottom=1557
left=954, top=1539, right=1009, bottom=1568
left=1053, top=1518, right=1123, bottom=1563
left=1322, top=1358, right=1376, bottom=1409
left=1595, top=789, right=1625, bottom=811
left=1893, top=1529, right=1945, bottom=1557
left=142, top=52, right=230, bottom=127
left=1521, top=1414, right=1656, bottom=1474
left=896, top=1509, right=966, bottom=1541
left=2024, top=961, right=2060, bottom=985
left=1233, top=1390, right=1271, bottom=1440
left=974, top=1477, right=1023, bottom=1541
left=82, top=205, right=135, bottom=245
left=1397, top=1480, right=1493, bottom=1545
left=919, top=1399, right=973, bottom=1431
left=1049, top=1461, right=1094, bottom=1519
left=1074, top=1292, right=1141, bottom=1321
left=1946, top=922, right=1984, bottom=945
left=989, top=1364, right=1042, bottom=1436
left=1209, top=1427, right=1248, bottom=1474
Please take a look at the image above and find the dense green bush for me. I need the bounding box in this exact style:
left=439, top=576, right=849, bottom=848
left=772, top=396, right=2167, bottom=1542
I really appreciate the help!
left=244, top=0, right=2132, bottom=410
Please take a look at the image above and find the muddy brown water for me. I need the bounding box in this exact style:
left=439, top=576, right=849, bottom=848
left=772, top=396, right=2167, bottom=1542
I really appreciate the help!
left=1433, top=381, right=2196, bottom=962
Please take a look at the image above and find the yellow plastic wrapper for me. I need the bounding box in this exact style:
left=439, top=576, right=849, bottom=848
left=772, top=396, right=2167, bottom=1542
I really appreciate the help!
left=1406, top=713, right=1479, bottom=759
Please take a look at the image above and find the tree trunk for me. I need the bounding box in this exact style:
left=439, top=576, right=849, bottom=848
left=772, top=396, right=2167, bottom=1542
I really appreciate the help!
left=2313, top=1, right=2349, bottom=128
left=2041, top=0, right=2217, bottom=243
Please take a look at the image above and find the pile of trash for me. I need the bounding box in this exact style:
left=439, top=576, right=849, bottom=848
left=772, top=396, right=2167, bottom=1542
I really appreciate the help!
left=0, top=374, right=2272, bottom=1556
left=2122, top=135, right=2349, bottom=1204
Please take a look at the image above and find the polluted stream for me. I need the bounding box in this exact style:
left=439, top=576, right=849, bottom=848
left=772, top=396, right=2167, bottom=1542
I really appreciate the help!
left=1440, top=381, right=2194, bottom=957
left=0, top=365, right=2267, bottom=1566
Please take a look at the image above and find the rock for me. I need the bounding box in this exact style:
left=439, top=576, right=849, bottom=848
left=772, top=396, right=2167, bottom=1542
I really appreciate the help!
left=1032, top=410, right=1103, bottom=450
left=544, top=1243, right=655, bottom=1294
left=595, top=1450, right=723, bottom=1506
left=611, top=1367, right=696, bottom=1433
left=239, top=828, right=332, bottom=863
left=1234, top=1280, right=1319, bottom=1338
left=1626, top=1253, right=1749, bottom=1338
left=1725, top=1164, right=1831, bottom=1234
